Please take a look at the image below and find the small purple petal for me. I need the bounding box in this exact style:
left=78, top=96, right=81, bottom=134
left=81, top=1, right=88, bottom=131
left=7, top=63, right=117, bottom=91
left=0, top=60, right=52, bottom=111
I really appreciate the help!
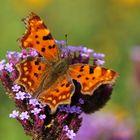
left=0, top=59, right=5, bottom=71
left=9, top=110, right=19, bottom=118
left=39, top=114, right=46, bottom=120
left=19, top=111, right=29, bottom=120
left=29, top=98, right=39, bottom=106
left=5, top=63, right=14, bottom=72
left=95, top=59, right=105, bottom=66
left=12, top=84, right=21, bottom=92
left=79, top=98, right=84, bottom=104
left=31, top=108, right=41, bottom=115
left=93, top=53, right=105, bottom=59
left=15, top=91, right=26, bottom=100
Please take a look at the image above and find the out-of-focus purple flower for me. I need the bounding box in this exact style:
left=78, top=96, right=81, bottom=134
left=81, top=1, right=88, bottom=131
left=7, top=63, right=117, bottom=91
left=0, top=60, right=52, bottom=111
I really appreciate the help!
left=15, top=91, right=26, bottom=100
left=94, top=59, right=105, bottom=66
left=12, top=84, right=21, bottom=92
left=39, top=114, right=46, bottom=120
left=5, top=63, right=14, bottom=72
left=79, top=98, right=84, bottom=105
left=67, top=46, right=83, bottom=52
left=74, top=112, right=135, bottom=140
left=31, top=108, right=41, bottom=115
left=93, top=53, right=105, bottom=59
left=19, top=111, right=30, bottom=120
left=56, top=40, right=66, bottom=46
left=0, top=60, right=5, bottom=71
left=9, top=110, right=19, bottom=118
left=82, top=47, right=94, bottom=53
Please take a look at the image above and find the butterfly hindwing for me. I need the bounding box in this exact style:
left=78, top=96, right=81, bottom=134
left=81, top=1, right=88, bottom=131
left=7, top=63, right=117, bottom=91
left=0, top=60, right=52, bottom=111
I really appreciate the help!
left=15, top=57, right=51, bottom=95
left=68, top=63, right=118, bottom=95
left=20, top=12, right=60, bottom=63
left=38, top=74, right=75, bottom=113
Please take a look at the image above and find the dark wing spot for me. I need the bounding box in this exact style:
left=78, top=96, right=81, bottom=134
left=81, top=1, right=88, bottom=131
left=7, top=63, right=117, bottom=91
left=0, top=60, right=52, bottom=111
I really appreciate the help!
left=80, top=69, right=84, bottom=72
left=80, top=65, right=84, bottom=69
left=85, top=77, right=89, bottom=80
left=34, top=73, right=38, bottom=77
left=92, top=77, right=95, bottom=80
left=90, top=66, right=94, bottom=74
left=35, top=35, right=38, bottom=38
left=42, top=33, right=53, bottom=40
left=66, top=83, right=70, bottom=87
left=38, top=66, right=41, bottom=70
left=41, top=47, right=46, bottom=52
left=61, top=83, right=65, bottom=87
left=56, top=89, right=59, bottom=92
left=35, top=61, right=39, bottom=65
left=52, top=45, right=55, bottom=48
left=77, top=75, right=82, bottom=78
left=36, top=41, right=40, bottom=44
left=48, top=45, right=52, bottom=49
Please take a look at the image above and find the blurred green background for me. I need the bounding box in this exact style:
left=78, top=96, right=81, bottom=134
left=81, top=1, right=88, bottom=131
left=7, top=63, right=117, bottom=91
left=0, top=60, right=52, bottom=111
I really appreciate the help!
left=0, top=0, right=140, bottom=139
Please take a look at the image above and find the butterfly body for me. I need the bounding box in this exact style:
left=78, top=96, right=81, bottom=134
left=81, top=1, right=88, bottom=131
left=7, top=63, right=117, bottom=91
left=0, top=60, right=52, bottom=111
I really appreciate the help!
left=15, top=13, right=118, bottom=113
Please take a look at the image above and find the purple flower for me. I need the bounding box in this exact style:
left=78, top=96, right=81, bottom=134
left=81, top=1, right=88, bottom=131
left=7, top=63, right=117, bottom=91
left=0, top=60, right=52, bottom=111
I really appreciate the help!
left=56, top=40, right=66, bottom=46
left=82, top=47, right=94, bottom=53
left=94, top=59, right=105, bottom=66
left=29, top=49, right=38, bottom=57
left=31, top=108, right=41, bottom=115
left=19, top=111, right=30, bottom=120
left=93, top=53, right=105, bottom=59
left=39, top=114, right=46, bottom=120
left=12, top=84, right=21, bottom=92
left=79, top=98, right=84, bottom=105
left=25, top=93, right=32, bottom=99
left=29, top=98, right=39, bottom=106
left=15, top=91, right=26, bottom=100
left=5, top=63, right=14, bottom=72
left=0, top=59, right=5, bottom=71
left=9, top=110, right=19, bottom=118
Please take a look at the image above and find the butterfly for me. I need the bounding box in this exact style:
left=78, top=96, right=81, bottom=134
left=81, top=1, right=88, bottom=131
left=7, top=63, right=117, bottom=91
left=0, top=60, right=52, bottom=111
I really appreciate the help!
left=15, top=13, right=118, bottom=113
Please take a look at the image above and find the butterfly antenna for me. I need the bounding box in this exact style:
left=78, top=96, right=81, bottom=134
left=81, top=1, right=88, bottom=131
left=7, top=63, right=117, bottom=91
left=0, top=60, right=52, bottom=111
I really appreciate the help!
left=65, top=34, right=68, bottom=47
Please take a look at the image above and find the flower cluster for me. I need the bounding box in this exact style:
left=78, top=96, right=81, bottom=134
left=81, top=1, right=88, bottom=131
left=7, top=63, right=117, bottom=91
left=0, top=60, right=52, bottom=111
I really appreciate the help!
left=0, top=41, right=115, bottom=140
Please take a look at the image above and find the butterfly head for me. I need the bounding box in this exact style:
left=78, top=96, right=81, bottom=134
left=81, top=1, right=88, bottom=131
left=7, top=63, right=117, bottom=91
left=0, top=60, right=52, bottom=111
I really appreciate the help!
left=53, top=58, right=69, bottom=76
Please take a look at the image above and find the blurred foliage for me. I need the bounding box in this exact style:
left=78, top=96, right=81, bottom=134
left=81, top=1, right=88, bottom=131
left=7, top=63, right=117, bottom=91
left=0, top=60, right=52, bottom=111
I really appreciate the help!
left=0, top=0, right=140, bottom=139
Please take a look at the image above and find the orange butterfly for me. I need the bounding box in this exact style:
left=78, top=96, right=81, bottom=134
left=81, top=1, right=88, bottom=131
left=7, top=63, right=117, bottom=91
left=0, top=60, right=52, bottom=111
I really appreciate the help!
left=15, top=13, right=118, bottom=113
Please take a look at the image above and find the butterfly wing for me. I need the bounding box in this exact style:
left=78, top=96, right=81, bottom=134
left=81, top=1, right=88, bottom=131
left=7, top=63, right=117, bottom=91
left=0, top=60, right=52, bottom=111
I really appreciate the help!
left=15, top=57, right=51, bottom=95
left=68, top=63, right=118, bottom=95
left=20, top=12, right=60, bottom=63
left=38, top=74, right=75, bottom=113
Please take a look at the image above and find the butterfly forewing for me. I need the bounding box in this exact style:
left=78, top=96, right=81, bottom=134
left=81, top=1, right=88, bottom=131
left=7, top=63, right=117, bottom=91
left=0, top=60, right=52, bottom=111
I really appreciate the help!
left=38, top=74, right=75, bottom=113
left=68, top=63, right=118, bottom=95
left=20, top=12, right=60, bottom=63
left=15, top=57, right=51, bottom=95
